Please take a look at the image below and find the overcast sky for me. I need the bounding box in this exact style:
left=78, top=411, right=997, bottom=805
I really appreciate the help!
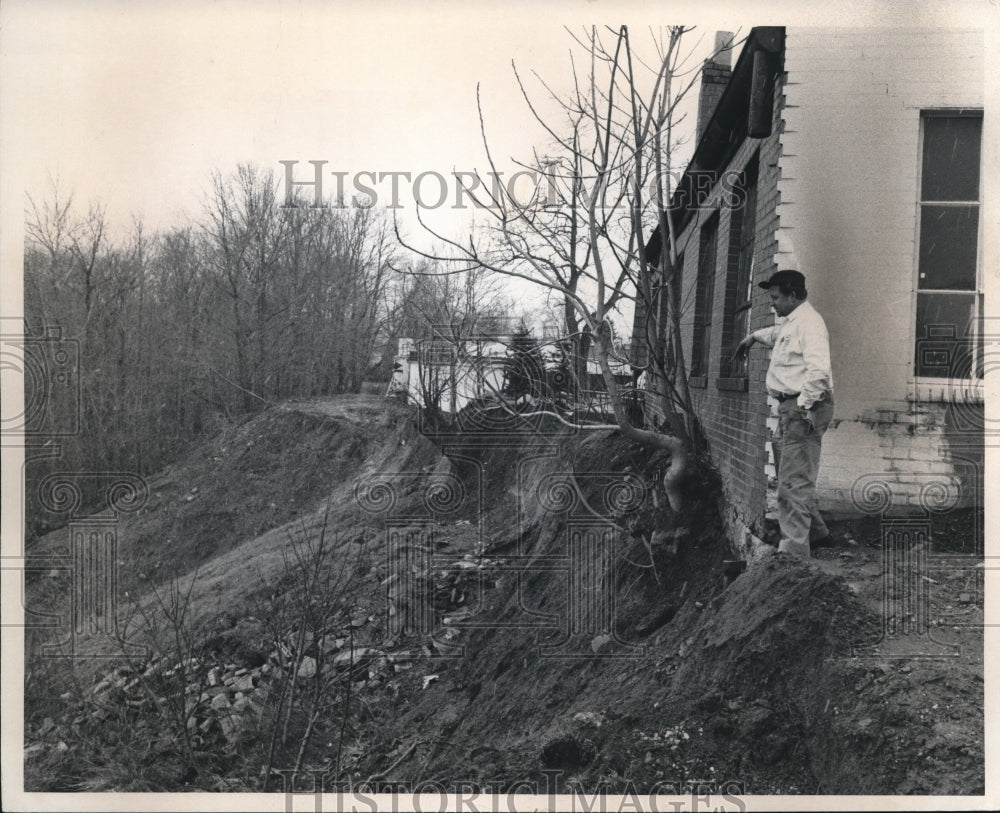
left=0, top=0, right=993, bottom=309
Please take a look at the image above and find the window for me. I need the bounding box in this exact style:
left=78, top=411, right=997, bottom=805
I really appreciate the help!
left=719, top=154, right=759, bottom=382
left=664, top=252, right=684, bottom=383
left=914, top=111, right=983, bottom=380
left=691, top=212, right=719, bottom=379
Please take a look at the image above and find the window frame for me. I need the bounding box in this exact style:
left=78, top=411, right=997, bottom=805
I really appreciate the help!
left=910, top=109, right=983, bottom=401
left=717, top=153, right=759, bottom=387
left=690, top=210, right=720, bottom=384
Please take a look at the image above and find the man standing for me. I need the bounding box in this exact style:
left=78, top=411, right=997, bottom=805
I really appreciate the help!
left=735, top=270, right=834, bottom=558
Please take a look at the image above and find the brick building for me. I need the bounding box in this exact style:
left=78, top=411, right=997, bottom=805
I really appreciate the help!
left=636, top=27, right=987, bottom=552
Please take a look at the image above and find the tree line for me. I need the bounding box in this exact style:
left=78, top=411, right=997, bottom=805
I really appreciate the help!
left=22, top=164, right=491, bottom=534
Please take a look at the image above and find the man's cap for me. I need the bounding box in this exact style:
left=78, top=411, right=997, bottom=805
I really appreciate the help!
left=758, top=270, right=806, bottom=290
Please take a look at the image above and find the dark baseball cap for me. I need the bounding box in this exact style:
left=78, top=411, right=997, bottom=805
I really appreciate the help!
left=758, top=270, right=806, bottom=290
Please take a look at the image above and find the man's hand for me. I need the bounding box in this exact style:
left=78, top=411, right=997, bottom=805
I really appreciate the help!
left=733, top=334, right=754, bottom=361
left=800, top=406, right=816, bottom=432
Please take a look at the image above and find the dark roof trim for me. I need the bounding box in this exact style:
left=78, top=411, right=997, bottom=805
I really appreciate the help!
left=666, top=26, right=785, bottom=233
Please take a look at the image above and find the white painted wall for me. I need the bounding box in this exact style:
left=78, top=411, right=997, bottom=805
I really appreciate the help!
left=779, top=27, right=983, bottom=414
left=778, top=28, right=984, bottom=512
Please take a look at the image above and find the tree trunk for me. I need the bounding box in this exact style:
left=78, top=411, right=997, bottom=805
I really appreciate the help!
left=593, top=330, right=687, bottom=511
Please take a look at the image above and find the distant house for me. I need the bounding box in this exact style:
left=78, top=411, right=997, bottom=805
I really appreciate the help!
left=634, top=26, right=986, bottom=548
left=388, top=334, right=512, bottom=415
left=389, top=319, right=634, bottom=416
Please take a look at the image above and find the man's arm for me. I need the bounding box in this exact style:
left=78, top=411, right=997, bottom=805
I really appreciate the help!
left=734, top=325, right=780, bottom=358
left=797, top=315, right=832, bottom=410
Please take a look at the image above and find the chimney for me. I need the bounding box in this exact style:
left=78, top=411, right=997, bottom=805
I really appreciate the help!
left=697, top=30, right=735, bottom=142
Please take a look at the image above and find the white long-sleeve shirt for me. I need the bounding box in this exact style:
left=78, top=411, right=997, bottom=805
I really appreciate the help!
left=751, top=300, right=833, bottom=410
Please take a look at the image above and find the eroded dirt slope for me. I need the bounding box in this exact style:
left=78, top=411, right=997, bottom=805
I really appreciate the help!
left=23, top=396, right=984, bottom=795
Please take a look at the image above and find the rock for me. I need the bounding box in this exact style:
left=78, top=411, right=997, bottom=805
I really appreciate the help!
left=959, top=592, right=973, bottom=605
left=333, top=647, right=374, bottom=668
left=235, top=674, right=256, bottom=693
left=211, top=693, right=231, bottom=711
left=650, top=529, right=678, bottom=556
left=590, top=634, right=614, bottom=654
left=298, top=656, right=318, bottom=679
left=207, top=667, right=223, bottom=687
left=573, top=711, right=606, bottom=728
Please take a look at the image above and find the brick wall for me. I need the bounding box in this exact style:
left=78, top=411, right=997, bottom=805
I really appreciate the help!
left=697, top=60, right=732, bottom=142
left=676, top=69, right=786, bottom=553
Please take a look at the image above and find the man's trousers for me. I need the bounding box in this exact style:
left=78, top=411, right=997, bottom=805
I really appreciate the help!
left=775, top=395, right=834, bottom=557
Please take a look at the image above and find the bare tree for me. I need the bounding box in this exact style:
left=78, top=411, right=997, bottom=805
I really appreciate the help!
left=400, top=26, right=736, bottom=509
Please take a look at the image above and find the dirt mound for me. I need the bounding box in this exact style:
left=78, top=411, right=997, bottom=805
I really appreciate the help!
left=27, top=396, right=435, bottom=593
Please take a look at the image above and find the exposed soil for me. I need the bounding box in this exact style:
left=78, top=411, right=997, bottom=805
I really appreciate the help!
left=22, top=395, right=984, bottom=797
